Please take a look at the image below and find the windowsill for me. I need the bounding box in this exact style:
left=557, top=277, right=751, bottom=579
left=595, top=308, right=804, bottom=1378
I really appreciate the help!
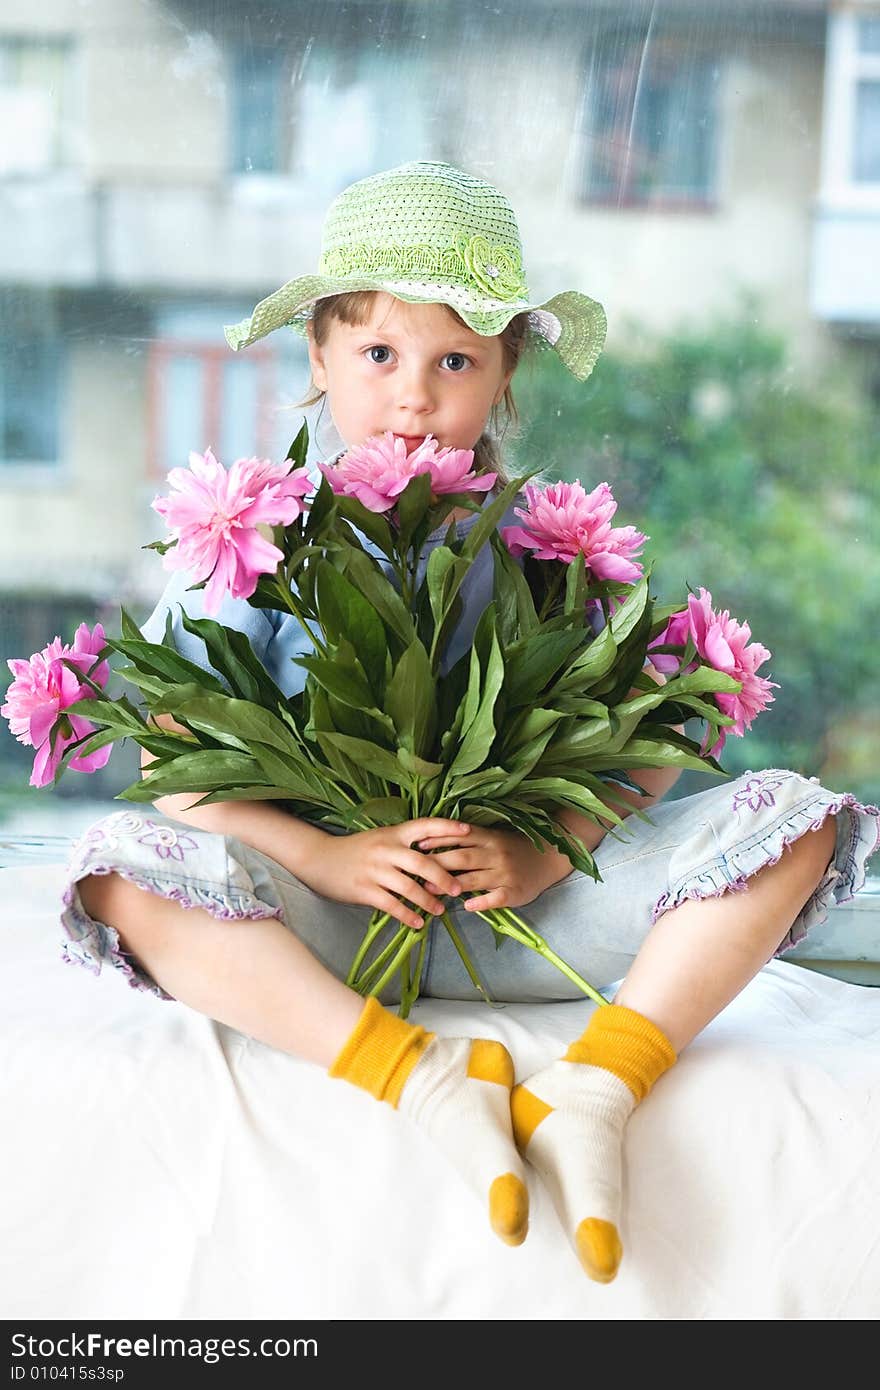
left=814, top=192, right=880, bottom=216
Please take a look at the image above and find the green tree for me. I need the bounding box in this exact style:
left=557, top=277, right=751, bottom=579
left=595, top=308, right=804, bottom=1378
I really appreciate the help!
left=507, top=308, right=880, bottom=803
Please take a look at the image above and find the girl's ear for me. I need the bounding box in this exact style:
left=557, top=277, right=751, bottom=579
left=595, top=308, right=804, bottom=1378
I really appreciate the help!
left=306, top=325, right=328, bottom=392
left=493, top=366, right=515, bottom=406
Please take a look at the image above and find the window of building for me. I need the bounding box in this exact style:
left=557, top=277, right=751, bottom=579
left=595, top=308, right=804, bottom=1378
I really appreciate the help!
left=228, top=39, right=428, bottom=188
left=147, top=304, right=308, bottom=482
left=0, top=38, right=72, bottom=176
left=0, top=292, right=62, bottom=468
left=821, top=7, right=880, bottom=203
left=578, top=33, right=719, bottom=207
left=229, top=43, right=294, bottom=174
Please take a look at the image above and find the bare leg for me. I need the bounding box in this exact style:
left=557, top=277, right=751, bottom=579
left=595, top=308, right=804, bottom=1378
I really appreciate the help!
left=77, top=871, right=530, bottom=1245
left=614, top=815, right=839, bottom=1050
left=77, top=872, right=362, bottom=1066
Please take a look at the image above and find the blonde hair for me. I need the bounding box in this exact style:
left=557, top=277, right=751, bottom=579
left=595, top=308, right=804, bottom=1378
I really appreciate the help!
left=297, top=291, right=533, bottom=490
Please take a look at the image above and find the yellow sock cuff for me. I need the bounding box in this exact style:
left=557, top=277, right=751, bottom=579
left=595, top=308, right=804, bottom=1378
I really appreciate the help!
left=564, top=1004, right=677, bottom=1102
left=328, top=996, right=435, bottom=1107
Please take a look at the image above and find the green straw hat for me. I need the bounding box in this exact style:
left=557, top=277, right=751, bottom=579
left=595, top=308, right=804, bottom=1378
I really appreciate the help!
left=224, top=160, right=607, bottom=381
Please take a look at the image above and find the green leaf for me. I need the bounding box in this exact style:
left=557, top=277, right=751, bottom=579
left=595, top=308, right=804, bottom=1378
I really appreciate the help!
left=517, top=774, right=627, bottom=825
left=564, top=551, right=589, bottom=616
left=447, top=608, right=505, bottom=777
left=294, top=646, right=378, bottom=711
left=348, top=797, right=411, bottom=826
left=550, top=622, right=618, bottom=695
left=119, top=606, right=145, bottom=642
left=178, top=611, right=289, bottom=707
left=133, top=749, right=274, bottom=797
left=298, top=470, right=332, bottom=541
left=501, top=706, right=567, bottom=753
left=337, top=547, right=416, bottom=647
left=386, top=639, right=437, bottom=756
left=106, top=633, right=228, bottom=694
left=396, top=746, right=444, bottom=778
left=314, top=560, right=388, bottom=700
left=305, top=684, right=380, bottom=797
left=65, top=695, right=148, bottom=732
left=425, top=546, right=461, bottom=628
left=248, top=742, right=348, bottom=805
left=442, top=765, right=511, bottom=798
left=490, top=532, right=539, bottom=641
left=285, top=418, right=309, bottom=468
left=332, top=494, right=396, bottom=559
left=586, top=732, right=726, bottom=776
left=141, top=537, right=178, bottom=556
left=149, top=690, right=302, bottom=756
left=316, top=732, right=407, bottom=784
left=608, top=578, right=650, bottom=645
left=459, top=470, right=541, bottom=565
left=395, top=471, right=434, bottom=555
left=504, top=627, right=585, bottom=708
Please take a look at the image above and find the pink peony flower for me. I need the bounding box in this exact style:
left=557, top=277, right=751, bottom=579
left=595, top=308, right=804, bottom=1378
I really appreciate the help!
left=646, top=609, right=692, bottom=676
left=649, top=587, right=778, bottom=755
left=1, top=623, right=112, bottom=787
left=319, top=432, right=495, bottom=513
left=501, top=480, right=647, bottom=583
left=152, top=448, right=312, bottom=614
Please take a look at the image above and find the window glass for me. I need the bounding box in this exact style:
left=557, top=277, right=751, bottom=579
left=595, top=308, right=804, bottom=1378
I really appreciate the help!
left=582, top=36, right=718, bottom=204
left=0, top=38, right=69, bottom=174
left=0, top=1, right=876, bottom=839
left=858, top=16, right=880, bottom=53
left=230, top=44, right=290, bottom=174
left=855, top=80, right=880, bottom=181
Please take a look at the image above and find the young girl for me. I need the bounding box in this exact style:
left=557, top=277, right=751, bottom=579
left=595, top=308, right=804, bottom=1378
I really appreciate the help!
left=63, top=161, right=879, bottom=1286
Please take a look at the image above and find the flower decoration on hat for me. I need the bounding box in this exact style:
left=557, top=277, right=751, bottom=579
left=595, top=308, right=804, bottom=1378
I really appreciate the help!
left=460, top=235, right=528, bottom=301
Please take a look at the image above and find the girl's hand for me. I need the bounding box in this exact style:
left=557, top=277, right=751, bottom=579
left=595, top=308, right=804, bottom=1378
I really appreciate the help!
left=416, top=824, right=574, bottom=913
left=299, top=819, right=471, bottom=930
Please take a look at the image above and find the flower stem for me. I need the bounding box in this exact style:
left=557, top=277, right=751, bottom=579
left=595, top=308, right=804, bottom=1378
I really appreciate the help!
left=367, top=928, right=423, bottom=1000
left=538, top=568, right=566, bottom=623
left=440, top=910, right=496, bottom=1006
left=350, top=923, right=411, bottom=993
left=398, top=929, right=428, bottom=1020
left=345, top=909, right=392, bottom=987
left=470, top=905, right=609, bottom=1008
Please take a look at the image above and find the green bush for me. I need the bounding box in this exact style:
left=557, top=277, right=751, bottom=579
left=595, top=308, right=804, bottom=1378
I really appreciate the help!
left=507, top=308, right=880, bottom=804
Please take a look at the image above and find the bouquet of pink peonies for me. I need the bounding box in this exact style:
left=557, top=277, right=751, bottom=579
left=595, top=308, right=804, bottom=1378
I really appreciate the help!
left=2, top=424, right=776, bottom=1015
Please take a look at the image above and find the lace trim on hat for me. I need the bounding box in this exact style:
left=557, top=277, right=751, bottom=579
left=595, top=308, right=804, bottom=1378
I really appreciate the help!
left=318, top=235, right=528, bottom=303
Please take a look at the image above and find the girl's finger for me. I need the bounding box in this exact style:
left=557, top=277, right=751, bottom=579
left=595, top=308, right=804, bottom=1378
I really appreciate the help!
left=373, top=890, right=426, bottom=932
left=401, top=849, right=460, bottom=897
left=418, top=833, right=470, bottom=850
left=407, top=818, right=470, bottom=839
left=464, top=888, right=508, bottom=912
left=417, top=848, right=479, bottom=872
left=445, top=872, right=481, bottom=892
left=387, top=870, right=446, bottom=918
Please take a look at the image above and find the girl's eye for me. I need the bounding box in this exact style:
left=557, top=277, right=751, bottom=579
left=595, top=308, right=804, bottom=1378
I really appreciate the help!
left=442, top=353, right=471, bottom=372
left=366, top=345, right=393, bottom=364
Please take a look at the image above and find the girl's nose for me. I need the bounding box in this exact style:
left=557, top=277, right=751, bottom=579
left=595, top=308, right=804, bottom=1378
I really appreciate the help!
left=395, top=365, right=435, bottom=416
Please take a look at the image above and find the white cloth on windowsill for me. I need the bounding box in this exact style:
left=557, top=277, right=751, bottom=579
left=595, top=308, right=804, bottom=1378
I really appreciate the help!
left=1, top=860, right=879, bottom=1320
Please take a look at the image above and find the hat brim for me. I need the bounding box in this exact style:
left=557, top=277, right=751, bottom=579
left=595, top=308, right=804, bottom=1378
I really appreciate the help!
left=224, top=275, right=607, bottom=383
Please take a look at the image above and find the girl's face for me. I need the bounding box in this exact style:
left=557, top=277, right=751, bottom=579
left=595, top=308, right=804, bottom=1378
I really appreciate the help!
left=306, top=293, right=514, bottom=454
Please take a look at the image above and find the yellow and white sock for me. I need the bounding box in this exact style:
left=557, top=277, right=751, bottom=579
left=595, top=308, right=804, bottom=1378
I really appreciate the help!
left=329, top=996, right=529, bottom=1246
left=511, top=1004, right=676, bottom=1283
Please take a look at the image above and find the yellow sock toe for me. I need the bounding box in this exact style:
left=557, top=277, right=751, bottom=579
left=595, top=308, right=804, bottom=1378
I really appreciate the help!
left=576, top=1218, right=623, bottom=1284
left=489, top=1172, right=530, bottom=1246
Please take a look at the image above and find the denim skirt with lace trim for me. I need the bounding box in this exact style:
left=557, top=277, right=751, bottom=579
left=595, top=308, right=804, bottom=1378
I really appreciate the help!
left=59, top=767, right=879, bottom=1005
